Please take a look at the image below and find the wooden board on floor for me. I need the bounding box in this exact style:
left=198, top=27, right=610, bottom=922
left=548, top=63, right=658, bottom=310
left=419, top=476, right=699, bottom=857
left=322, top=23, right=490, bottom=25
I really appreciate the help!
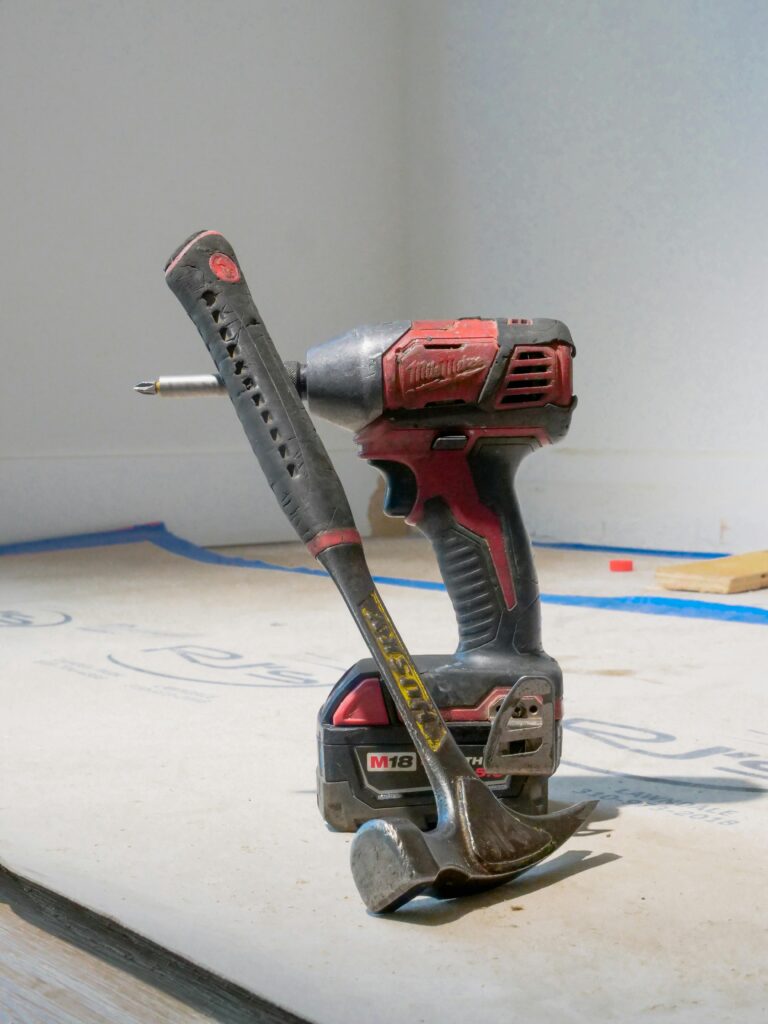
left=0, top=863, right=305, bottom=1024
left=656, top=550, right=768, bottom=594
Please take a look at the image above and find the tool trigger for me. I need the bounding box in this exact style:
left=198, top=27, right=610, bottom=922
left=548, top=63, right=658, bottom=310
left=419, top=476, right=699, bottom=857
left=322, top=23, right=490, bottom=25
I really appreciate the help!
left=369, top=460, right=418, bottom=518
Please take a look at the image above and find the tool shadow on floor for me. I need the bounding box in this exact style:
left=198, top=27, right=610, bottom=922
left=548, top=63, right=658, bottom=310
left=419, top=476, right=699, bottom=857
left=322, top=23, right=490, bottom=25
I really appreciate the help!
left=551, top=772, right=766, bottom=825
left=387, top=847, right=620, bottom=926
left=386, top=771, right=766, bottom=924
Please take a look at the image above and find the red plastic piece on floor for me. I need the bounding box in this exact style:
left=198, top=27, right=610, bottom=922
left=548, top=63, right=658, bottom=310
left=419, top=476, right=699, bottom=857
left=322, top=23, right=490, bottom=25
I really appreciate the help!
left=610, top=559, right=634, bottom=572
left=332, top=677, right=389, bottom=726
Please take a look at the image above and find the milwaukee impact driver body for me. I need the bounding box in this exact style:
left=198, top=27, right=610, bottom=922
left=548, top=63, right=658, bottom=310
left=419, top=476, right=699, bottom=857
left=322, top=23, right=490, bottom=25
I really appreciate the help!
left=160, top=230, right=594, bottom=912
left=306, top=318, right=576, bottom=830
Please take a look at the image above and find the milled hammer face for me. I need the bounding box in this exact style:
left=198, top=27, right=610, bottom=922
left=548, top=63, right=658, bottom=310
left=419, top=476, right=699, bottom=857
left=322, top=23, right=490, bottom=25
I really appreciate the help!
left=351, top=819, right=440, bottom=913
left=351, top=777, right=597, bottom=913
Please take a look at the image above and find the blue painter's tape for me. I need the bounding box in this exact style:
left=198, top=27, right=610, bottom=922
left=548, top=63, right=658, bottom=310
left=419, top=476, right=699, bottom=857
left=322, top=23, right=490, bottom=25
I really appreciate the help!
left=0, top=523, right=167, bottom=557
left=533, top=541, right=728, bottom=559
left=147, top=528, right=446, bottom=588
left=541, top=593, right=768, bottom=625
left=1, top=522, right=724, bottom=562
left=2, top=523, right=765, bottom=626
left=150, top=529, right=329, bottom=579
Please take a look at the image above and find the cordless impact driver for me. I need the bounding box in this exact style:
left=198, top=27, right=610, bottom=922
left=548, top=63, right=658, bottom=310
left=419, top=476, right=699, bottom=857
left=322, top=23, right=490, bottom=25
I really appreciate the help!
left=306, top=318, right=574, bottom=829
left=140, top=314, right=576, bottom=832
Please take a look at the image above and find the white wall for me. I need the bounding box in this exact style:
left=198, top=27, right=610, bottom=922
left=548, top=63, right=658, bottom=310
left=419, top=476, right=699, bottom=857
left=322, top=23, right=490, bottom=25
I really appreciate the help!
left=0, top=0, right=405, bottom=545
left=403, top=0, right=768, bottom=552
left=3, top=1, right=766, bottom=553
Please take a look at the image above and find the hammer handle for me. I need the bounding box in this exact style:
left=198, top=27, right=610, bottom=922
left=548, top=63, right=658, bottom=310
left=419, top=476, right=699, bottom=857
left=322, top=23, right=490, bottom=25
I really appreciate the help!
left=164, top=230, right=357, bottom=551
left=165, top=230, right=477, bottom=800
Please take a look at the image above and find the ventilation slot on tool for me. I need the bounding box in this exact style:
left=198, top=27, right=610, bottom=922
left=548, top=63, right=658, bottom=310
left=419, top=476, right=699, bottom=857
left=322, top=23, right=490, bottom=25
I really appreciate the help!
left=496, top=346, right=557, bottom=407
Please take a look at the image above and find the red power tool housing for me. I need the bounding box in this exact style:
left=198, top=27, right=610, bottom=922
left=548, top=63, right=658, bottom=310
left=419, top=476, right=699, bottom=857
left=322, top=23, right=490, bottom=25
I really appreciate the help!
left=308, top=317, right=575, bottom=830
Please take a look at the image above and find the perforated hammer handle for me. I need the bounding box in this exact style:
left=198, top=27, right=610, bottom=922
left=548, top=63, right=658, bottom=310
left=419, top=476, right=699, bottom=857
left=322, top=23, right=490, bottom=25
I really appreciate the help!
left=165, top=229, right=465, bottom=787
left=165, top=230, right=359, bottom=554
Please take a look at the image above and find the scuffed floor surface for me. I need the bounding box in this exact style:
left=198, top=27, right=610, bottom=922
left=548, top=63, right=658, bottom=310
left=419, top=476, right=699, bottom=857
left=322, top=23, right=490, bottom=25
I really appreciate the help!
left=1, top=533, right=766, bottom=1023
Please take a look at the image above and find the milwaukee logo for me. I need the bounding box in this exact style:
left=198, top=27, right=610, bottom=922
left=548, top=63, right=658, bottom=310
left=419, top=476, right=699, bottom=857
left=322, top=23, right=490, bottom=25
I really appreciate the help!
left=403, top=355, right=488, bottom=393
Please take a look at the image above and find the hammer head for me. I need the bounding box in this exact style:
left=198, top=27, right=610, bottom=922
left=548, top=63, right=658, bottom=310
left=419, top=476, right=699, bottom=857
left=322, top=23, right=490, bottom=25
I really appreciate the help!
left=350, top=776, right=597, bottom=913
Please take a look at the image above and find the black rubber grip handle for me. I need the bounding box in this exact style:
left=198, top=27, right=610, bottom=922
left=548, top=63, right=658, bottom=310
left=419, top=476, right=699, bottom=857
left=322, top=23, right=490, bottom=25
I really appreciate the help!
left=417, top=439, right=543, bottom=658
left=165, top=230, right=356, bottom=546
left=416, top=499, right=506, bottom=652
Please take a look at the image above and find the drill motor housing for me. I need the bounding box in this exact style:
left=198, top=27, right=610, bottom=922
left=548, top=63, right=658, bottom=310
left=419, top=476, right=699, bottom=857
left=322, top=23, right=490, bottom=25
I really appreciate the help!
left=310, top=318, right=577, bottom=831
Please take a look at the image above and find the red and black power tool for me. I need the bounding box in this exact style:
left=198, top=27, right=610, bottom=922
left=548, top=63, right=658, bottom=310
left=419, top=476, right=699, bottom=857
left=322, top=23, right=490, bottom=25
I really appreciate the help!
left=303, top=318, right=575, bottom=829
left=141, top=312, right=576, bottom=831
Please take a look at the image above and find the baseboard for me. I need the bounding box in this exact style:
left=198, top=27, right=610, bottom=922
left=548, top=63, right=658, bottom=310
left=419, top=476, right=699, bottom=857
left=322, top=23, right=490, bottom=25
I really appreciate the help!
left=520, top=447, right=765, bottom=554
left=0, top=448, right=376, bottom=547
left=2, top=446, right=762, bottom=554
